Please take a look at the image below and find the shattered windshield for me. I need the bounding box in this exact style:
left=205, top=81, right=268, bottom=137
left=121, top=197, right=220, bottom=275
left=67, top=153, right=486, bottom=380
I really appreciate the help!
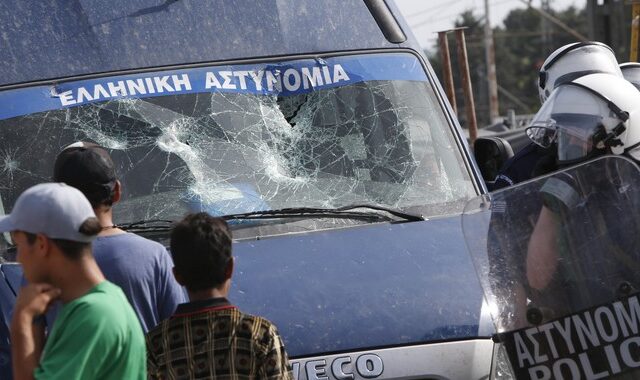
left=0, top=53, right=475, bottom=238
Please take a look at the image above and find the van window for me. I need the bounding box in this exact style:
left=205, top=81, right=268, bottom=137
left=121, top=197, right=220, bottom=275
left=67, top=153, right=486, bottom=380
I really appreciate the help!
left=0, top=52, right=475, bottom=238
left=0, top=0, right=392, bottom=86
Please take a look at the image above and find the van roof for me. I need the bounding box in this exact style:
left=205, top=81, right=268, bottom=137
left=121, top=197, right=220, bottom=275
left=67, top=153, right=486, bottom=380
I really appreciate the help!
left=0, top=0, right=400, bottom=87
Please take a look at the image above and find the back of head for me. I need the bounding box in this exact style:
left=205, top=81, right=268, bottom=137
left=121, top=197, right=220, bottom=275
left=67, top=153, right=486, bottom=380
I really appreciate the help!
left=528, top=73, right=640, bottom=165
left=53, top=142, right=117, bottom=208
left=170, top=212, right=232, bottom=292
left=538, top=41, right=621, bottom=104
left=620, top=62, right=640, bottom=91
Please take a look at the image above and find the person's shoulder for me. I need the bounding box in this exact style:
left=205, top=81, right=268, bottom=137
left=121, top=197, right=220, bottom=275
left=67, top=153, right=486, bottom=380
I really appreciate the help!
left=146, top=313, right=191, bottom=358
left=146, top=316, right=172, bottom=344
left=238, top=310, right=273, bottom=326
left=502, top=143, right=541, bottom=168
left=99, top=233, right=167, bottom=253
left=237, top=311, right=281, bottom=341
left=117, top=232, right=165, bottom=247
left=494, top=143, right=545, bottom=187
left=61, top=283, right=131, bottom=324
left=81, top=282, right=129, bottom=309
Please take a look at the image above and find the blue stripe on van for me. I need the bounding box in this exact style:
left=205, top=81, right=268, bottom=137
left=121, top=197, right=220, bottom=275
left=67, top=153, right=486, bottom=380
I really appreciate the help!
left=0, top=53, right=427, bottom=121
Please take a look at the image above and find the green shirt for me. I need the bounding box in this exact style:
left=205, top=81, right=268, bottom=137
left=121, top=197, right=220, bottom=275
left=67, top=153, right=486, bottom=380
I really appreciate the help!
left=35, top=281, right=147, bottom=380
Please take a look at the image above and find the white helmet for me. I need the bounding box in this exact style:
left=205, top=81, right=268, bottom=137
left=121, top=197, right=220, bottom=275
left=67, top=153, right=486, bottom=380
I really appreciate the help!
left=527, top=73, right=640, bottom=164
left=620, top=62, right=640, bottom=91
left=538, top=42, right=622, bottom=104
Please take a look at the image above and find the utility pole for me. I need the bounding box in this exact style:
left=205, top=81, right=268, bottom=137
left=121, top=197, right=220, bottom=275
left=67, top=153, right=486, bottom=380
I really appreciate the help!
left=631, top=2, right=640, bottom=61
left=438, top=31, right=458, bottom=115
left=437, top=27, right=478, bottom=143
left=587, top=0, right=632, bottom=60
left=455, top=28, right=478, bottom=144
left=484, top=0, right=499, bottom=124
left=541, top=0, right=550, bottom=56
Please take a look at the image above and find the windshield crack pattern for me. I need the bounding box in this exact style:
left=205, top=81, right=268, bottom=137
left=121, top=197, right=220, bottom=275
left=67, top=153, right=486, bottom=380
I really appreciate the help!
left=0, top=79, right=472, bottom=231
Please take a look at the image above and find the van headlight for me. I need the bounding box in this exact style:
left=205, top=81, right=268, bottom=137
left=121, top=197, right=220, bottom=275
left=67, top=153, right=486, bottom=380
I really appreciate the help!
left=490, top=342, right=515, bottom=380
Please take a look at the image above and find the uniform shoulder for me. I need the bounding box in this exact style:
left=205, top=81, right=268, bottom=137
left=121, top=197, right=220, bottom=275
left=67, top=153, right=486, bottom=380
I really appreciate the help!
left=493, top=143, right=545, bottom=189
left=501, top=143, right=540, bottom=168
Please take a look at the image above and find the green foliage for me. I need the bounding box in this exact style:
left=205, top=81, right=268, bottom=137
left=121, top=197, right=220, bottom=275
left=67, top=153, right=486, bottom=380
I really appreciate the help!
left=427, top=4, right=588, bottom=127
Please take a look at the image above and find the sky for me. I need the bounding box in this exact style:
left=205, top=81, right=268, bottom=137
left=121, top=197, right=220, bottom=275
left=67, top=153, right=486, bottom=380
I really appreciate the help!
left=392, top=0, right=585, bottom=50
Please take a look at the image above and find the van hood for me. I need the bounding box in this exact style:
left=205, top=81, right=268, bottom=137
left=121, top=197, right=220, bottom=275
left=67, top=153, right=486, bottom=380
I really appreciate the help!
left=229, top=215, right=493, bottom=357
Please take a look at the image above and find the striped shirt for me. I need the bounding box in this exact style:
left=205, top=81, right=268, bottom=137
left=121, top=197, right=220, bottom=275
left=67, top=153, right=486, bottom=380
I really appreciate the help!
left=146, top=298, right=292, bottom=380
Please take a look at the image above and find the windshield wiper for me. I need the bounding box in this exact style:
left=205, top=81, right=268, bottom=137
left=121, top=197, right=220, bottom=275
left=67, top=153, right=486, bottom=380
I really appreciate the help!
left=115, top=205, right=423, bottom=232
left=335, top=204, right=425, bottom=222
left=223, top=204, right=424, bottom=223
left=116, top=211, right=388, bottom=234
left=116, top=219, right=173, bottom=233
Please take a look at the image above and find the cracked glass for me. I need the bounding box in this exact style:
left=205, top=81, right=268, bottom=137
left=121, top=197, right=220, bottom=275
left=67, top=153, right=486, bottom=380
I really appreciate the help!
left=0, top=53, right=475, bottom=242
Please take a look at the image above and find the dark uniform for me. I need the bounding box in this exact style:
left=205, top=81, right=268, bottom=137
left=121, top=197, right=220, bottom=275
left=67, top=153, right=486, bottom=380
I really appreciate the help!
left=493, top=142, right=557, bottom=190
left=535, top=165, right=640, bottom=314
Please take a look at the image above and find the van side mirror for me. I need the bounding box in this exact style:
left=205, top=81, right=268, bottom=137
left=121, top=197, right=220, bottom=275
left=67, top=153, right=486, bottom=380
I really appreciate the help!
left=473, top=137, right=514, bottom=184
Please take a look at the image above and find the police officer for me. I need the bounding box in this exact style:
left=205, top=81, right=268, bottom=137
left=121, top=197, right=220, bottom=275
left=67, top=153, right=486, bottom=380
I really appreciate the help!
left=526, top=72, right=640, bottom=318
left=493, top=41, right=623, bottom=190
left=489, top=70, right=640, bottom=332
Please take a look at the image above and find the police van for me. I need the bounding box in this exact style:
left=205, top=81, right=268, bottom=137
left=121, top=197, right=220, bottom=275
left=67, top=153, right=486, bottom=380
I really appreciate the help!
left=0, top=1, right=505, bottom=378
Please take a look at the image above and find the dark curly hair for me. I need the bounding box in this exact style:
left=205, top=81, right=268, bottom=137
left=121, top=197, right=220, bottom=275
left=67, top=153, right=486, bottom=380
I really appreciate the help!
left=170, top=212, right=232, bottom=292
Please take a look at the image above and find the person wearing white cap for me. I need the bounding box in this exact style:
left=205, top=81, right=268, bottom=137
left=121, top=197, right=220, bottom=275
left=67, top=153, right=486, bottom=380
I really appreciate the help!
left=2, top=183, right=146, bottom=380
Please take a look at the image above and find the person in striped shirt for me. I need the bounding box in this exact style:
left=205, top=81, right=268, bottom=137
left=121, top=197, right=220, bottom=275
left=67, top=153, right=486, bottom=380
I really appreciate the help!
left=146, top=212, right=293, bottom=380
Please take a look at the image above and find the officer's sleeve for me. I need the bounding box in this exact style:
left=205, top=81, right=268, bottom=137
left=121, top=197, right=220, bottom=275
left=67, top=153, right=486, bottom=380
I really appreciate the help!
left=493, top=173, right=515, bottom=190
left=493, top=155, right=519, bottom=190
left=492, top=143, right=543, bottom=190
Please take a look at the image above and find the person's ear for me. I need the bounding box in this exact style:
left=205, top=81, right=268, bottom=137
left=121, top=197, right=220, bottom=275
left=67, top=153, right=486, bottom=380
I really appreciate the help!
left=35, top=233, right=51, bottom=258
left=224, top=257, right=234, bottom=280
left=172, top=267, right=185, bottom=286
left=112, top=180, right=122, bottom=204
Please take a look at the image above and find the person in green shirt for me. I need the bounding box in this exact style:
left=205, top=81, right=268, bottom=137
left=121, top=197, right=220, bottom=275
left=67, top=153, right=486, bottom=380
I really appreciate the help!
left=1, top=183, right=146, bottom=380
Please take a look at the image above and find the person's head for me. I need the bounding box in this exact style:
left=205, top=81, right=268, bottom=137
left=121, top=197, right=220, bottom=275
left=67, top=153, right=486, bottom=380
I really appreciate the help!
left=53, top=141, right=120, bottom=210
left=170, top=212, right=233, bottom=293
left=0, top=183, right=101, bottom=282
left=527, top=73, right=640, bottom=166
left=620, top=62, right=640, bottom=91
left=538, top=41, right=621, bottom=104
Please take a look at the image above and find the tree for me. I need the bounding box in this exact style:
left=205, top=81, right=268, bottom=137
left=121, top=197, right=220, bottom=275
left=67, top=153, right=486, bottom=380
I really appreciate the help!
left=428, top=4, right=589, bottom=127
left=496, top=5, right=588, bottom=115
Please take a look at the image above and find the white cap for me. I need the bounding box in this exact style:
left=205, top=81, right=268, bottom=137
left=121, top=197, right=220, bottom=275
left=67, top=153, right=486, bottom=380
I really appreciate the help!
left=0, top=183, right=97, bottom=242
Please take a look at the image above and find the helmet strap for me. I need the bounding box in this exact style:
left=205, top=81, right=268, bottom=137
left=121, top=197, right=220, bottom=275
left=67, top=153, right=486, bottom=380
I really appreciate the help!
left=539, top=71, right=547, bottom=90
left=598, top=122, right=626, bottom=149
